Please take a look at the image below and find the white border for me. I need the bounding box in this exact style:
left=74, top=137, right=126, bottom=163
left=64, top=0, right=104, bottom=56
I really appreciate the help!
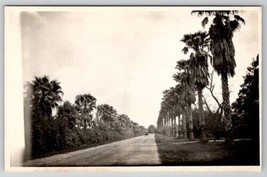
left=4, top=6, right=262, bottom=172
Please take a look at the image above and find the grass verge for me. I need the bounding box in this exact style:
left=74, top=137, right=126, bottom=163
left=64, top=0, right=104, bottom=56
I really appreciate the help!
left=155, top=134, right=259, bottom=166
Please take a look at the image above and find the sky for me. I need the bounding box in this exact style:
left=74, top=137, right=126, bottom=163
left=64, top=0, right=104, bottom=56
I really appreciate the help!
left=21, top=7, right=260, bottom=127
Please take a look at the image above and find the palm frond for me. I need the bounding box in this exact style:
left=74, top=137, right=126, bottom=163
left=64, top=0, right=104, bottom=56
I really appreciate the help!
left=191, top=10, right=217, bottom=16
left=181, top=47, right=189, bottom=54
left=201, top=17, right=209, bottom=28
left=234, top=15, right=245, bottom=24
left=230, top=20, right=241, bottom=31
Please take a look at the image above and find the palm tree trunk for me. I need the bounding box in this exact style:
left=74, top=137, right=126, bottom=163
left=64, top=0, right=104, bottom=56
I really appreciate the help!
left=172, top=117, right=175, bottom=136
left=178, top=114, right=181, bottom=138
left=166, top=116, right=169, bottom=136
left=221, top=72, right=233, bottom=146
left=182, top=111, right=187, bottom=139
left=169, top=116, right=172, bottom=136
left=198, top=89, right=207, bottom=143
left=170, top=117, right=173, bottom=136
left=164, top=117, right=167, bottom=135
left=174, top=116, right=177, bottom=137
left=170, top=116, right=172, bottom=136
left=84, top=119, right=87, bottom=130
left=187, top=103, right=194, bottom=140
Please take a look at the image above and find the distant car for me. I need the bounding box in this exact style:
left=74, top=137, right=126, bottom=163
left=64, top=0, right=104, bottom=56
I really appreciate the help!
left=145, top=132, right=149, bottom=136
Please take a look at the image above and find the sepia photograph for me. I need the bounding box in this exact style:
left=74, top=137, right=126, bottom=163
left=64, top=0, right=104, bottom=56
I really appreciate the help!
left=4, top=6, right=261, bottom=172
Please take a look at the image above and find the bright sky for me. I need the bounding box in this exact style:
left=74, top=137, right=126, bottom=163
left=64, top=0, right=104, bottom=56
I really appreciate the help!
left=21, top=7, right=260, bottom=128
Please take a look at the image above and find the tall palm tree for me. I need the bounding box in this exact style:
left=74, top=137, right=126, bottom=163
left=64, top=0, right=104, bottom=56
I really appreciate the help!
left=25, top=76, right=63, bottom=122
left=75, top=94, right=96, bottom=129
left=181, top=31, right=210, bottom=143
left=192, top=10, right=245, bottom=144
left=174, top=60, right=196, bottom=140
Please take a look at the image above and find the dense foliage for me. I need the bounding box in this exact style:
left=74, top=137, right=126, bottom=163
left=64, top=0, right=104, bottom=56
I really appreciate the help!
left=24, top=76, right=145, bottom=159
left=231, top=55, right=259, bottom=142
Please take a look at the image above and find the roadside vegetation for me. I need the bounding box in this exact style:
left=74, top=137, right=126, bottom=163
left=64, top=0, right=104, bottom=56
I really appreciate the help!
left=24, top=76, right=145, bottom=159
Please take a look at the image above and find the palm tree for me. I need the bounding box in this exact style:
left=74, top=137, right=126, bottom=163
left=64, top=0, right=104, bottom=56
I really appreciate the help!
left=166, top=88, right=177, bottom=137
left=25, top=76, right=63, bottom=122
left=157, top=105, right=167, bottom=134
left=161, top=89, right=171, bottom=136
left=181, top=31, right=210, bottom=143
left=174, top=84, right=187, bottom=138
left=74, top=94, right=96, bottom=130
left=192, top=11, right=245, bottom=144
left=24, top=76, right=63, bottom=156
left=118, top=114, right=130, bottom=128
left=160, top=88, right=172, bottom=136
left=174, top=60, right=196, bottom=140
left=96, top=104, right=118, bottom=128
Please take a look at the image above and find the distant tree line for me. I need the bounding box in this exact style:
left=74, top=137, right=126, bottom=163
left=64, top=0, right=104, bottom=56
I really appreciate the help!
left=147, top=125, right=156, bottom=133
left=24, top=76, right=145, bottom=159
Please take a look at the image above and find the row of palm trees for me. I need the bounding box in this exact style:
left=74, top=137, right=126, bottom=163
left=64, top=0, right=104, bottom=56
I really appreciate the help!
left=25, top=75, right=145, bottom=131
left=73, top=95, right=144, bottom=131
left=157, top=11, right=245, bottom=144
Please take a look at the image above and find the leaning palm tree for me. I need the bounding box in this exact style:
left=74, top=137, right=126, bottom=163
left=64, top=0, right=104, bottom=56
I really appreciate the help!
left=75, top=94, right=96, bottom=130
left=181, top=31, right=210, bottom=143
left=192, top=10, right=245, bottom=145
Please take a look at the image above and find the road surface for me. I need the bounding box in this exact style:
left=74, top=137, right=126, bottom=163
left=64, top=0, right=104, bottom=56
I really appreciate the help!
left=24, top=134, right=161, bottom=166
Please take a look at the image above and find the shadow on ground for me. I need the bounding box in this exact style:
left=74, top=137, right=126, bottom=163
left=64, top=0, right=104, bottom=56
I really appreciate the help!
left=154, top=134, right=259, bottom=166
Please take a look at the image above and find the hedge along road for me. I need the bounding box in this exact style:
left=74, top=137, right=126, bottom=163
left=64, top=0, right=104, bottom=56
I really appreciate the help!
left=24, top=134, right=161, bottom=166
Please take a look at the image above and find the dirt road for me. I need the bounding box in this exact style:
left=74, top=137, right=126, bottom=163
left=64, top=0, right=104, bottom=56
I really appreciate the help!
left=24, top=134, right=161, bottom=166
